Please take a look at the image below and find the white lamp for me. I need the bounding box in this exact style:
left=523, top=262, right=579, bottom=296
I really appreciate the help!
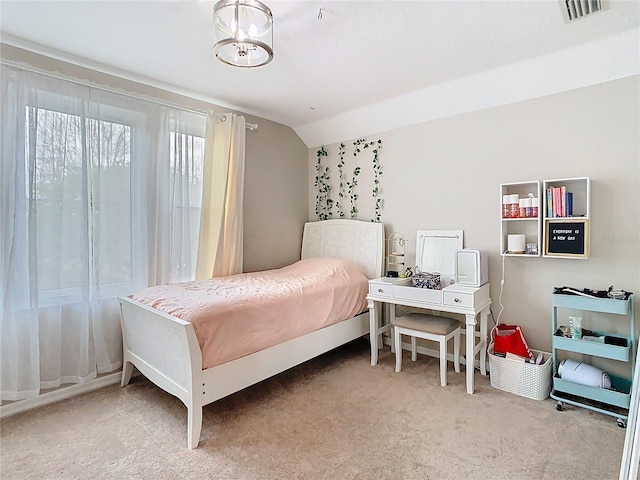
left=212, top=0, right=274, bottom=68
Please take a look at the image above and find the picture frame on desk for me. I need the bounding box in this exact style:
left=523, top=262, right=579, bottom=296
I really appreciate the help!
left=544, top=218, right=589, bottom=258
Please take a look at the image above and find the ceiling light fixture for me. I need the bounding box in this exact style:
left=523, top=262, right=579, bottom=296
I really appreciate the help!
left=212, top=0, right=274, bottom=68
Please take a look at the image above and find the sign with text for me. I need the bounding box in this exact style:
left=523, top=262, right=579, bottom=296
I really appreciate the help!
left=545, top=219, right=589, bottom=258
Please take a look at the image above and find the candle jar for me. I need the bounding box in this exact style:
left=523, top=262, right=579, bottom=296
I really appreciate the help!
left=502, top=195, right=511, bottom=218
left=524, top=197, right=532, bottom=218
left=509, top=194, right=519, bottom=218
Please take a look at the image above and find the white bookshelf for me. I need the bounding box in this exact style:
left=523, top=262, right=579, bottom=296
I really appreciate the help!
left=542, top=177, right=590, bottom=259
left=500, top=181, right=542, bottom=257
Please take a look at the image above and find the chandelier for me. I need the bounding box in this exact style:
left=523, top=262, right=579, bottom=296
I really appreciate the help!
left=212, top=0, right=274, bottom=68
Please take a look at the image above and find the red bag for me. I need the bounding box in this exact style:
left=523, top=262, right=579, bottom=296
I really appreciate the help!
left=492, top=324, right=534, bottom=360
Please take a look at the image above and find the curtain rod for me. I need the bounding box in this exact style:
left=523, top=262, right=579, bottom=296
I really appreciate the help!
left=0, top=59, right=259, bottom=131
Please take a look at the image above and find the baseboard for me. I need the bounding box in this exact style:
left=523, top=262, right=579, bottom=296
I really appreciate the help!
left=0, top=371, right=122, bottom=418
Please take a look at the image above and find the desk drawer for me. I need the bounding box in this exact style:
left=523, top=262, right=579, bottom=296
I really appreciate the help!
left=442, top=283, right=490, bottom=309
left=443, top=290, right=474, bottom=308
left=394, top=285, right=443, bottom=305
left=369, top=282, right=393, bottom=297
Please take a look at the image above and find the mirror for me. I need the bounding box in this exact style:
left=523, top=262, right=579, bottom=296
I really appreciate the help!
left=415, top=230, right=463, bottom=287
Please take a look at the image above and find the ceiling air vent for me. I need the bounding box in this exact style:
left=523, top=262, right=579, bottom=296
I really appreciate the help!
left=560, top=0, right=606, bottom=23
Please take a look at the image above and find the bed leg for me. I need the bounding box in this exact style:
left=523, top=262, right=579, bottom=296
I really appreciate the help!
left=187, top=405, right=203, bottom=449
left=121, top=361, right=134, bottom=387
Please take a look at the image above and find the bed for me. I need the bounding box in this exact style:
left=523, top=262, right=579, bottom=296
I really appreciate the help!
left=118, top=219, right=384, bottom=448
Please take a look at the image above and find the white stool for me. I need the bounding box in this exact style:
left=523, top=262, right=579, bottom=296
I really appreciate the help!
left=392, top=313, right=461, bottom=386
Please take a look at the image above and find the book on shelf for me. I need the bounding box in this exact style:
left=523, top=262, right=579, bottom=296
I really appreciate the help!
left=547, top=185, right=574, bottom=218
left=553, top=187, right=562, bottom=217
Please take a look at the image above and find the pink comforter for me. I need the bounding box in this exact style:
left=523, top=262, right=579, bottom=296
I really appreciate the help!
left=131, top=257, right=369, bottom=369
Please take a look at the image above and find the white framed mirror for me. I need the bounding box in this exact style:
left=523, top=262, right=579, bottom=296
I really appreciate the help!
left=415, top=230, right=463, bottom=287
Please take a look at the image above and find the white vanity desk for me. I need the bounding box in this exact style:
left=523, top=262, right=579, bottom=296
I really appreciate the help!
left=367, top=278, right=491, bottom=394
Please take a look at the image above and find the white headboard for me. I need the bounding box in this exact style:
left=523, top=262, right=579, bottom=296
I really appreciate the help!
left=301, top=219, right=384, bottom=279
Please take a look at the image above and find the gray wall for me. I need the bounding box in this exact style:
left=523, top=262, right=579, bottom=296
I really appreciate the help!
left=1, top=44, right=309, bottom=273
left=308, top=76, right=640, bottom=363
left=244, top=120, right=309, bottom=271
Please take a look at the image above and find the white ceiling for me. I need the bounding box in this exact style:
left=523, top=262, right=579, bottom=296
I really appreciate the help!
left=1, top=0, right=639, bottom=147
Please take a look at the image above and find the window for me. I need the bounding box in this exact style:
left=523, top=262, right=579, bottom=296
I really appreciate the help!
left=1, top=64, right=208, bottom=399
left=26, top=106, right=134, bottom=292
left=22, top=99, right=206, bottom=299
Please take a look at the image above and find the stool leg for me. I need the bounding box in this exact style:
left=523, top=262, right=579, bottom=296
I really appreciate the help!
left=411, top=336, right=417, bottom=362
left=394, top=328, right=402, bottom=373
left=439, top=338, right=447, bottom=386
left=454, top=329, right=461, bottom=373
left=390, top=324, right=395, bottom=354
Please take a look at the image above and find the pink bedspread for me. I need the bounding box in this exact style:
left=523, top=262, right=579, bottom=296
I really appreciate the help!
left=130, top=257, right=369, bottom=369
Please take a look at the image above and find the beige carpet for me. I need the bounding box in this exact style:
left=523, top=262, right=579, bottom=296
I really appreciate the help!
left=0, top=339, right=626, bottom=480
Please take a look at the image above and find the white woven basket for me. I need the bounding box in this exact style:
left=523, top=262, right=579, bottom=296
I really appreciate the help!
left=488, top=346, right=552, bottom=401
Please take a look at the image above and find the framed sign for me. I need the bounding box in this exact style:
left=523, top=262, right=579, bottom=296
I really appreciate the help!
left=544, top=219, right=589, bottom=258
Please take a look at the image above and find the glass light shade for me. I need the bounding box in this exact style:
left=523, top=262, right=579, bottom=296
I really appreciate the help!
left=212, top=0, right=274, bottom=68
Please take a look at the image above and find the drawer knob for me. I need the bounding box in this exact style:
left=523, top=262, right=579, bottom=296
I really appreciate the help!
left=378, top=288, right=383, bottom=293
left=454, top=297, right=460, bottom=303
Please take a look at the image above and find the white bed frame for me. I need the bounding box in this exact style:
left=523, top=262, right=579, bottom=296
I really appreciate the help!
left=118, top=219, right=384, bottom=448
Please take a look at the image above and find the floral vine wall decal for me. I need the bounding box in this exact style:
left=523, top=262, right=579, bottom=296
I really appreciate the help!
left=336, top=143, right=347, bottom=218
left=371, top=139, right=383, bottom=222
left=353, top=138, right=383, bottom=222
left=314, top=138, right=382, bottom=222
left=314, top=146, right=332, bottom=220
left=347, top=165, right=361, bottom=219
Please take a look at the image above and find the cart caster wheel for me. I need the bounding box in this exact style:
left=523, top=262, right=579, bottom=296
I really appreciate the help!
left=617, top=419, right=627, bottom=429
left=555, top=401, right=564, bottom=411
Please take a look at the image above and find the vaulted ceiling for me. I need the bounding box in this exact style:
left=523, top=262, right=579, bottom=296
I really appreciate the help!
left=1, top=1, right=638, bottom=146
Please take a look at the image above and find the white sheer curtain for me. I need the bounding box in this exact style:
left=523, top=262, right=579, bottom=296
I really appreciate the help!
left=0, top=65, right=204, bottom=401
left=196, top=112, right=245, bottom=279
left=147, top=110, right=204, bottom=285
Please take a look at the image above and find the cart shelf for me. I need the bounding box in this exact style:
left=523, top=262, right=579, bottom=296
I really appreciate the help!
left=552, top=334, right=631, bottom=361
left=550, top=292, right=636, bottom=424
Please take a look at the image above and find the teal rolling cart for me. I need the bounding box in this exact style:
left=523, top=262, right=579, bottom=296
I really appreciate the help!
left=551, top=292, right=636, bottom=427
